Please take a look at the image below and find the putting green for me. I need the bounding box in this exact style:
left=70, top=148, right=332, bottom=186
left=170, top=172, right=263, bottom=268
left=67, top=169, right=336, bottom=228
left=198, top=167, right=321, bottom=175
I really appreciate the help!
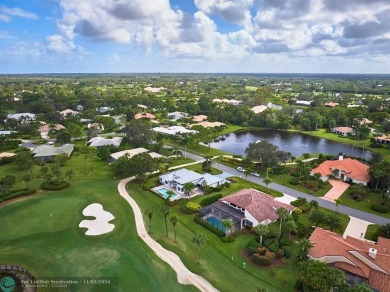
left=0, top=180, right=198, bottom=292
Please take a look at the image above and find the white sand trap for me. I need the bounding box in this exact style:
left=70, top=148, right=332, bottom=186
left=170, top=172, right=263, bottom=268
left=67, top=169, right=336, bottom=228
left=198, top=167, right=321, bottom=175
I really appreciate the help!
left=79, top=203, right=115, bottom=236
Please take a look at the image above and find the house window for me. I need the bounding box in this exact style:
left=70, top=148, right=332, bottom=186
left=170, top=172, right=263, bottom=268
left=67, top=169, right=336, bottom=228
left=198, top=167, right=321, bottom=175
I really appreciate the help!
left=165, top=180, right=167, bottom=184
left=245, top=220, right=253, bottom=227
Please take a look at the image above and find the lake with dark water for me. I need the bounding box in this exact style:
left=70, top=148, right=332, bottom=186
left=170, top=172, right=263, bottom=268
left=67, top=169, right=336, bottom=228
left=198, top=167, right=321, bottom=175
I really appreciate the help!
left=207, top=130, right=372, bottom=160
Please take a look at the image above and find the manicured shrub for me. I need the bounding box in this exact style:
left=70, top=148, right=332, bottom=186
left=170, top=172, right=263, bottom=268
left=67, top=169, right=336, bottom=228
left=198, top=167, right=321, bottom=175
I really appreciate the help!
left=281, top=246, right=291, bottom=258
left=371, top=204, right=390, bottom=213
left=291, top=197, right=308, bottom=207
left=200, top=194, right=223, bottom=207
left=264, top=229, right=280, bottom=240
left=369, top=143, right=383, bottom=148
left=220, top=237, right=235, bottom=243
left=298, top=205, right=309, bottom=213
left=268, top=241, right=280, bottom=253
left=0, top=156, right=16, bottom=165
left=250, top=249, right=275, bottom=266
left=293, top=208, right=302, bottom=215
left=4, top=189, right=37, bottom=200
left=276, top=249, right=285, bottom=258
left=263, top=238, right=274, bottom=248
left=41, top=181, right=70, bottom=190
left=289, top=178, right=300, bottom=185
left=186, top=202, right=202, bottom=212
left=194, top=216, right=225, bottom=237
left=279, top=234, right=291, bottom=247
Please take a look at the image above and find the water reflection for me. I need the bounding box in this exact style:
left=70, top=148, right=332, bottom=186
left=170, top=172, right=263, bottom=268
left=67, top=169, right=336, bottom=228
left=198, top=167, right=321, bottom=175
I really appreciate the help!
left=207, top=130, right=372, bottom=160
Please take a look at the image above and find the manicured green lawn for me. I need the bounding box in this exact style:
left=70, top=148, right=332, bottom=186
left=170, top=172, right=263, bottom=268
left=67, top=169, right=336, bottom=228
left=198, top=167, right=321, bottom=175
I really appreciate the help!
left=365, top=224, right=380, bottom=241
left=340, top=190, right=390, bottom=219
left=127, top=182, right=298, bottom=292
left=0, top=160, right=197, bottom=292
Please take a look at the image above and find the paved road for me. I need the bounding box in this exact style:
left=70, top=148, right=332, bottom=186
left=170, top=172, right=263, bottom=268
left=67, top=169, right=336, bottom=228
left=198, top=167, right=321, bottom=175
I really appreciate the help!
left=185, top=152, right=390, bottom=225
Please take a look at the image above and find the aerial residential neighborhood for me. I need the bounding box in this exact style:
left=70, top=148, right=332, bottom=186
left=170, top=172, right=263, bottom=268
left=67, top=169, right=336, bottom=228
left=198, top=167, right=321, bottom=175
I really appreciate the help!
left=0, top=1, right=389, bottom=292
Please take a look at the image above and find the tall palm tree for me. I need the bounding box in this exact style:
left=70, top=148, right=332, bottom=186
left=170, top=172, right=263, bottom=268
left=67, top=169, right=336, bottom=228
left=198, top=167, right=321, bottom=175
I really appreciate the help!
left=309, top=209, right=325, bottom=227
left=309, top=200, right=319, bottom=215
left=183, top=182, right=195, bottom=200
left=22, top=174, right=32, bottom=190
left=192, top=233, right=206, bottom=264
left=161, top=205, right=170, bottom=237
left=65, top=169, right=74, bottom=184
left=313, top=172, right=322, bottom=190
left=334, top=198, right=342, bottom=213
left=266, top=167, right=272, bottom=178
left=255, top=224, right=269, bottom=245
left=276, top=207, right=289, bottom=233
left=326, top=213, right=342, bottom=232
left=244, top=167, right=253, bottom=178
left=263, top=178, right=272, bottom=192
left=170, top=216, right=178, bottom=242
left=221, top=218, right=234, bottom=237
left=297, top=238, right=313, bottom=262
left=144, top=208, right=154, bottom=233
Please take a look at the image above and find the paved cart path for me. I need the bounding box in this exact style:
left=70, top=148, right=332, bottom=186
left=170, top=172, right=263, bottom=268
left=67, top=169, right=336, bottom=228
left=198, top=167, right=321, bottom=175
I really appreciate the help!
left=117, top=177, right=219, bottom=292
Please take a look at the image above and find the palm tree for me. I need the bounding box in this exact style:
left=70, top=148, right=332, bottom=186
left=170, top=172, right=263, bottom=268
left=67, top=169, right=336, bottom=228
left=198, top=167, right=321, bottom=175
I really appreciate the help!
left=334, top=198, right=342, bottom=213
left=276, top=207, right=289, bottom=233
left=244, top=167, right=253, bottom=178
left=266, top=167, right=272, bottom=178
left=285, top=217, right=297, bottom=237
left=158, top=163, right=169, bottom=174
left=263, top=178, right=272, bottom=192
left=221, top=218, right=234, bottom=237
left=313, top=172, right=322, bottom=190
left=144, top=208, right=154, bottom=233
left=326, top=213, right=342, bottom=232
left=379, top=223, right=390, bottom=239
left=202, top=155, right=213, bottom=171
left=296, top=159, right=303, bottom=179
left=183, top=182, right=195, bottom=200
left=161, top=205, right=170, bottom=237
left=170, top=215, right=178, bottom=242
left=297, top=238, right=313, bottom=262
left=304, top=166, right=312, bottom=186
left=217, top=155, right=224, bottom=169
left=309, top=209, right=325, bottom=227
left=22, top=174, right=32, bottom=190
left=255, top=224, right=269, bottom=245
left=309, top=200, right=319, bottom=215
left=192, top=233, right=206, bottom=264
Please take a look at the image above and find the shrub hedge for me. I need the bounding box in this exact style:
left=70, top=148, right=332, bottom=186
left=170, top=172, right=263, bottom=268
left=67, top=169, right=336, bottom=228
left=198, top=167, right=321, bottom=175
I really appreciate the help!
left=2, top=188, right=37, bottom=201
left=220, top=237, right=235, bottom=243
left=289, top=178, right=300, bottom=185
left=279, top=234, right=291, bottom=247
left=298, top=205, right=310, bottom=213
left=186, top=202, right=202, bottom=212
left=291, top=197, right=308, bottom=207
left=250, top=249, right=275, bottom=266
left=200, top=194, right=223, bottom=207
left=194, top=216, right=225, bottom=237
left=371, top=204, right=390, bottom=213
left=268, top=241, right=280, bottom=253
left=41, top=181, right=70, bottom=191
left=276, top=249, right=285, bottom=258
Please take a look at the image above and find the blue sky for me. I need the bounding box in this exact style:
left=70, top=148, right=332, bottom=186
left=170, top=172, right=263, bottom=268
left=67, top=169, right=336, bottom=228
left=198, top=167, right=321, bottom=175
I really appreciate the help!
left=0, top=0, right=389, bottom=74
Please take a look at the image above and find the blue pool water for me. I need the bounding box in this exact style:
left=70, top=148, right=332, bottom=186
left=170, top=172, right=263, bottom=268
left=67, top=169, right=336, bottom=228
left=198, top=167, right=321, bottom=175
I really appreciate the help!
left=157, top=188, right=177, bottom=199
left=206, top=216, right=226, bottom=232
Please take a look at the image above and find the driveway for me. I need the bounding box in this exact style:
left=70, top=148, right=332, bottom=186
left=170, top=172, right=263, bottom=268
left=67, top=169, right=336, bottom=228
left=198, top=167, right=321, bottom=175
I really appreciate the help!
left=275, top=194, right=296, bottom=205
left=321, top=179, right=350, bottom=202
left=343, top=216, right=373, bottom=240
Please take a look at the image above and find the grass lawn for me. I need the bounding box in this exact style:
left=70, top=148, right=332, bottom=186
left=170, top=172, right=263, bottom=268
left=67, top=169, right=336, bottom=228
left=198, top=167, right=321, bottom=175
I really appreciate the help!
left=340, top=190, right=390, bottom=219
left=168, top=157, right=194, bottom=167
left=365, top=224, right=380, bottom=241
left=0, top=158, right=197, bottom=292
left=127, top=182, right=298, bottom=292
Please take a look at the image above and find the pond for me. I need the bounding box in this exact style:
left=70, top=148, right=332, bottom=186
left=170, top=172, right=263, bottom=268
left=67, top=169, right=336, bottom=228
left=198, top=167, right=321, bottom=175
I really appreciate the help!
left=206, top=130, right=372, bottom=160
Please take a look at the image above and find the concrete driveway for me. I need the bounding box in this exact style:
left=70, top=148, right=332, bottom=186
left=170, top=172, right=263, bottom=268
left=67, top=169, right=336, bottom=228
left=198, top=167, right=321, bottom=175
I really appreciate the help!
left=275, top=194, right=296, bottom=205
left=322, top=179, right=350, bottom=202
left=343, top=216, right=373, bottom=240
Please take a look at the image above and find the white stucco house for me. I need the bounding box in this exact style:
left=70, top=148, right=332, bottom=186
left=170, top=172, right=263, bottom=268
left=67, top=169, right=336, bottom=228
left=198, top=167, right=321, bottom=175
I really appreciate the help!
left=159, top=168, right=228, bottom=193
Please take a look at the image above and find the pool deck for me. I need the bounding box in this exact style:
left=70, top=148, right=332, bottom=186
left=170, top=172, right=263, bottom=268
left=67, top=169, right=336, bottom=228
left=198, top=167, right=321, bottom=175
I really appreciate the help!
left=152, top=185, right=204, bottom=201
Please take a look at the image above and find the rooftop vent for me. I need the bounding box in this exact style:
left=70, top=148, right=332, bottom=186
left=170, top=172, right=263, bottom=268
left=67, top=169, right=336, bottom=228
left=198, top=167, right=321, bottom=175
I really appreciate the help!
left=369, top=247, right=377, bottom=259
left=339, top=155, right=344, bottom=160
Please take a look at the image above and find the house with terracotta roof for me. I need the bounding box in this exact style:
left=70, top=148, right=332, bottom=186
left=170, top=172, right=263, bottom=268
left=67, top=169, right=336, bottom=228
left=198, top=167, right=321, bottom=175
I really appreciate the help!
left=199, top=188, right=294, bottom=233
left=38, top=124, right=66, bottom=139
left=331, top=126, right=354, bottom=136
left=60, top=109, right=79, bottom=117
left=310, top=156, right=370, bottom=186
left=309, top=227, right=390, bottom=292
left=134, top=113, right=156, bottom=120
left=324, top=102, right=339, bottom=107
left=192, top=115, right=208, bottom=122
left=376, top=135, right=390, bottom=144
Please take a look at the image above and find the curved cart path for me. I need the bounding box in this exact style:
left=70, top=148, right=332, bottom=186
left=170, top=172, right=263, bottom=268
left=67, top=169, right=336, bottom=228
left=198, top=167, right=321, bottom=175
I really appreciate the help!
left=118, top=177, right=219, bottom=292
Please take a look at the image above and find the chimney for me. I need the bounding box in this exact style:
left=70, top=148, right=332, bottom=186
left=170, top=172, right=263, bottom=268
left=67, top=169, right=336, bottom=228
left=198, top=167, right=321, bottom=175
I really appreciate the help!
left=369, top=247, right=377, bottom=259
left=339, top=155, right=344, bottom=161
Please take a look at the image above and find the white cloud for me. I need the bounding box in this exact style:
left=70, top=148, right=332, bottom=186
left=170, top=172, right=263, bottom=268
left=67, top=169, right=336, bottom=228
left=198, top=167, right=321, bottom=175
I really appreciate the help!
left=46, top=34, right=76, bottom=53
left=0, top=6, right=38, bottom=20
left=0, top=14, right=11, bottom=22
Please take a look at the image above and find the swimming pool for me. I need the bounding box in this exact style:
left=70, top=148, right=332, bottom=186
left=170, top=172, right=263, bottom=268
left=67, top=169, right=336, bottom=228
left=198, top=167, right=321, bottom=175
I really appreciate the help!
left=206, top=216, right=226, bottom=232
left=157, top=188, right=177, bottom=199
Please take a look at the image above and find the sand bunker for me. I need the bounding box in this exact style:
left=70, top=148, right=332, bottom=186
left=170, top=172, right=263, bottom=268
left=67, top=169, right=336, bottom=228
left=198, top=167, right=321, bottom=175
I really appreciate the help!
left=79, top=203, right=115, bottom=236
